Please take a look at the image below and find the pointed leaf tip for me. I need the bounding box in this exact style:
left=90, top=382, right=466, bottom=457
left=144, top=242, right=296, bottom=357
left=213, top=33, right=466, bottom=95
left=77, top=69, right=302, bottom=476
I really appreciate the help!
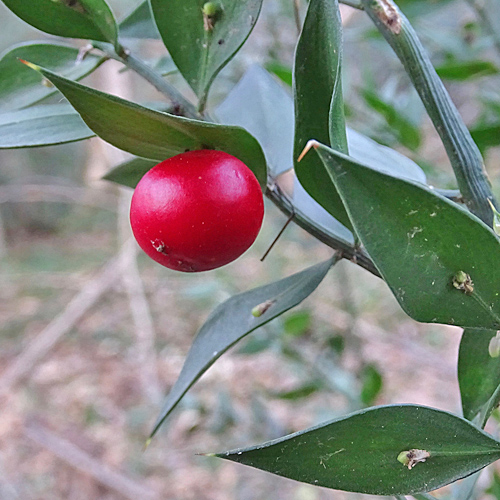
left=297, top=139, right=320, bottom=162
left=18, top=59, right=40, bottom=71
left=215, top=405, right=500, bottom=495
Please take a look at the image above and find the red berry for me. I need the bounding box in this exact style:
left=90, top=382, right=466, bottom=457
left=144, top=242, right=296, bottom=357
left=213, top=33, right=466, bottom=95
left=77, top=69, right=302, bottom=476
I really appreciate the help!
left=130, top=150, right=264, bottom=272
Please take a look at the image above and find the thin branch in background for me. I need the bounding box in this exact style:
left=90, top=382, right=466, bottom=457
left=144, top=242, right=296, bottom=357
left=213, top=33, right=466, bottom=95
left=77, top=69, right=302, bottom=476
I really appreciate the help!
left=465, top=0, right=500, bottom=57
left=0, top=184, right=119, bottom=212
left=24, top=421, right=159, bottom=500
left=97, top=60, right=163, bottom=407
left=118, top=191, right=163, bottom=406
left=0, top=247, right=127, bottom=397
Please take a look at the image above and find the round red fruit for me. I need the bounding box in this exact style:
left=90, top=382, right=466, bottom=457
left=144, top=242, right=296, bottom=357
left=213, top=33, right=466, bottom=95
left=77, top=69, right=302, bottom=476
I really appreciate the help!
left=129, top=150, right=264, bottom=272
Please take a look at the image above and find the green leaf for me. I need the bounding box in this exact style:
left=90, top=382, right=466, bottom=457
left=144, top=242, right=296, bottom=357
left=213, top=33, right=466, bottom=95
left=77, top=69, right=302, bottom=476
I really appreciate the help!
left=311, top=141, right=500, bottom=330
left=213, top=405, right=500, bottom=495
left=360, top=364, right=383, bottom=406
left=436, top=60, right=499, bottom=81
left=0, top=104, right=94, bottom=149
left=293, top=0, right=351, bottom=230
left=283, top=310, right=311, bottom=337
left=270, top=381, right=323, bottom=400
left=0, top=42, right=104, bottom=112
left=150, top=257, right=337, bottom=438
left=216, top=65, right=427, bottom=184
left=458, top=328, right=500, bottom=425
left=28, top=64, right=267, bottom=186
left=103, top=157, right=156, bottom=188
left=0, top=0, right=118, bottom=44
left=119, top=0, right=159, bottom=39
left=361, top=89, right=421, bottom=151
left=470, top=123, right=500, bottom=152
left=265, top=61, right=293, bottom=87
left=150, top=0, right=263, bottom=107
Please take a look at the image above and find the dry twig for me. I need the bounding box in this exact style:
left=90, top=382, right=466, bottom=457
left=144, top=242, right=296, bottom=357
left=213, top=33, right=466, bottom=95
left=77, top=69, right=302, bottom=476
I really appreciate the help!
left=0, top=245, right=130, bottom=397
left=24, top=421, right=159, bottom=500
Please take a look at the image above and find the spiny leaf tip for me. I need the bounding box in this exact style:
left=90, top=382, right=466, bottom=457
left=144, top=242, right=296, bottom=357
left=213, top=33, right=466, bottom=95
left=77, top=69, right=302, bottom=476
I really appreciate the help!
left=297, top=140, right=320, bottom=162
left=18, top=59, right=41, bottom=71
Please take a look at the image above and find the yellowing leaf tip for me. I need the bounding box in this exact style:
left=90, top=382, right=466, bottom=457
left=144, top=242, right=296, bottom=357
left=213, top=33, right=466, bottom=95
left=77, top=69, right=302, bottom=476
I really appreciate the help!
left=297, top=140, right=320, bottom=162
left=18, top=59, right=41, bottom=71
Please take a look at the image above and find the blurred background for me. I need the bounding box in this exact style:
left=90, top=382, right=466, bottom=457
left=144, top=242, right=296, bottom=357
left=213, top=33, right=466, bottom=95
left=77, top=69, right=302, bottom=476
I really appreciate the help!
left=1, top=0, right=500, bottom=498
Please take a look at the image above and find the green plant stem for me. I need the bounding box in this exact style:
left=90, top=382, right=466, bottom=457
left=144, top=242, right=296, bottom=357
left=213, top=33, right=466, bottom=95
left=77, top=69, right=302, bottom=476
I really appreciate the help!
left=92, top=42, right=200, bottom=120
left=361, top=0, right=497, bottom=227
left=266, top=182, right=381, bottom=278
left=465, top=0, right=500, bottom=58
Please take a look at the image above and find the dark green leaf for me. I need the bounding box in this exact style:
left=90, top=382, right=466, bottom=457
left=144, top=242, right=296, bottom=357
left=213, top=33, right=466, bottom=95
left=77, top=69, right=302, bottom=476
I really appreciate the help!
left=29, top=64, right=267, bottom=186
left=0, top=42, right=104, bottom=112
left=213, top=405, right=500, bottom=495
left=0, top=104, right=94, bottom=148
left=458, top=328, right=500, bottom=424
left=216, top=65, right=427, bottom=183
left=150, top=0, right=263, bottom=107
left=0, top=0, right=118, bottom=44
left=312, top=142, right=500, bottom=329
left=119, top=0, right=159, bottom=39
left=436, top=60, right=499, bottom=81
left=361, top=89, right=421, bottom=151
left=215, top=65, right=294, bottom=178
left=215, top=64, right=426, bottom=253
left=270, top=381, right=323, bottom=400
left=150, top=257, right=337, bottom=438
left=294, top=0, right=351, bottom=229
left=360, top=364, right=383, bottom=406
left=103, top=157, right=156, bottom=188
left=470, top=123, right=500, bottom=152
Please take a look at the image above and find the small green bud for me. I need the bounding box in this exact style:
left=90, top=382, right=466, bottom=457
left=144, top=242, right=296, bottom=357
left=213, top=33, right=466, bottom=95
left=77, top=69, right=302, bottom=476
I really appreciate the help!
left=202, top=2, right=220, bottom=31
left=202, top=2, right=219, bottom=17
left=397, top=451, right=410, bottom=467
